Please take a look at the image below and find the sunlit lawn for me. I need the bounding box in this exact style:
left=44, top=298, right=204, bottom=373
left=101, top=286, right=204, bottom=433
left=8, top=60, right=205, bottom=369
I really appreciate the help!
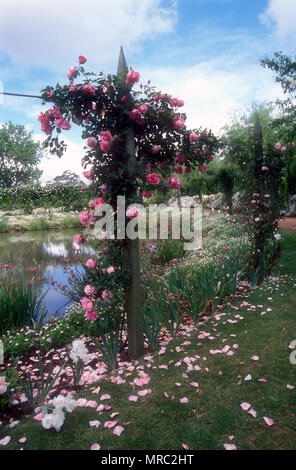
left=1, top=229, right=296, bottom=450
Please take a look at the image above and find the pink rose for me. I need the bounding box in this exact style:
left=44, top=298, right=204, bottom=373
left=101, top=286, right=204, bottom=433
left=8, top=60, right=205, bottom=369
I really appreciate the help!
left=198, top=165, right=208, bottom=173
left=73, top=234, right=86, bottom=244
left=184, top=167, right=192, bottom=174
left=67, top=66, right=77, bottom=79
left=189, top=132, right=198, bottom=143
left=106, top=266, right=115, bottom=274
left=173, top=115, right=185, bottom=129
left=81, top=296, right=94, bottom=311
left=139, top=103, right=149, bottom=115
left=82, top=84, right=96, bottom=95
left=84, top=285, right=95, bottom=296
left=55, top=118, right=71, bottom=130
left=174, top=167, right=182, bottom=174
left=146, top=173, right=160, bottom=185
left=126, top=207, right=139, bottom=219
left=125, top=70, right=140, bottom=85
left=79, top=55, right=87, bottom=64
left=85, top=259, right=96, bottom=269
left=88, top=197, right=105, bottom=208
left=48, top=107, right=61, bottom=120
left=151, top=145, right=160, bottom=154
left=83, top=170, right=95, bottom=181
left=175, top=152, right=187, bottom=165
left=100, top=131, right=112, bottom=141
left=274, top=142, right=281, bottom=150
left=168, top=177, right=182, bottom=189
left=85, top=310, right=98, bottom=322
left=79, top=211, right=89, bottom=225
left=87, top=137, right=98, bottom=148
left=142, top=191, right=152, bottom=198
left=130, top=109, right=142, bottom=121
left=170, top=98, right=184, bottom=107
left=69, top=83, right=78, bottom=92
left=102, top=290, right=112, bottom=300
left=100, top=140, right=110, bottom=153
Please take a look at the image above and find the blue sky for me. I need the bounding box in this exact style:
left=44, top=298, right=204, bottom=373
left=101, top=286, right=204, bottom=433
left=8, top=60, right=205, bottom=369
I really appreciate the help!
left=0, top=0, right=295, bottom=182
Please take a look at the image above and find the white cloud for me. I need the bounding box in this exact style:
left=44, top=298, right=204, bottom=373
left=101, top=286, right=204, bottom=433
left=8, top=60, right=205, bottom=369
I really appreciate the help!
left=33, top=133, right=87, bottom=184
left=140, top=60, right=284, bottom=134
left=259, top=0, right=296, bottom=44
left=0, top=0, right=177, bottom=70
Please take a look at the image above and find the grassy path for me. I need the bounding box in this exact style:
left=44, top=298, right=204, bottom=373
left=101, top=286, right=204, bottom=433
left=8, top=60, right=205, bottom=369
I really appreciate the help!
left=1, top=230, right=296, bottom=450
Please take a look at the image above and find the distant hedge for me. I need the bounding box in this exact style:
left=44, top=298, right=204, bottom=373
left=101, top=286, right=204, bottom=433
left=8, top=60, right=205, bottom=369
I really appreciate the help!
left=0, top=183, right=92, bottom=212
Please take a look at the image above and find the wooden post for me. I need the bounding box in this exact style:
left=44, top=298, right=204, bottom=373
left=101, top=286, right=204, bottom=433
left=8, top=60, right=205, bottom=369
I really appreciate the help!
left=117, top=47, right=144, bottom=360
left=254, top=116, right=265, bottom=284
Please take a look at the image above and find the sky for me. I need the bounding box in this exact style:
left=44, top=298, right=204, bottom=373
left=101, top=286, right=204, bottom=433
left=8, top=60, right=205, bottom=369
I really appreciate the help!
left=0, top=0, right=296, bottom=183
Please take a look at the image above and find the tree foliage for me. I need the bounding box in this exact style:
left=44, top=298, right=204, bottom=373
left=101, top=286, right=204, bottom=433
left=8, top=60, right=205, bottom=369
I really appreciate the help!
left=0, top=122, right=43, bottom=188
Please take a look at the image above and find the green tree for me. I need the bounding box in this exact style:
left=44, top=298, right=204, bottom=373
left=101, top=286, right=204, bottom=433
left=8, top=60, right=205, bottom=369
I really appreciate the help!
left=0, top=122, right=43, bottom=188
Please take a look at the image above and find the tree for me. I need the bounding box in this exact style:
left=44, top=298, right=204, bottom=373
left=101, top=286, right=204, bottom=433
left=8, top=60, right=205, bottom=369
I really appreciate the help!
left=0, top=122, right=43, bottom=188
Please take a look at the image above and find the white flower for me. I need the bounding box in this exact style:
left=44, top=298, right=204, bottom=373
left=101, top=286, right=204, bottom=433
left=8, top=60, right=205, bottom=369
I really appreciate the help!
left=70, top=339, right=89, bottom=364
left=52, top=394, right=77, bottom=413
left=274, top=233, right=281, bottom=241
left=42, top=409, right=65, bottom=432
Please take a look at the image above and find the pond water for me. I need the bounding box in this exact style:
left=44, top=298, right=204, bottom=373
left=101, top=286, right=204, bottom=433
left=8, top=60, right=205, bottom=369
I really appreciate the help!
left=0, top=229, right=97, bottom=318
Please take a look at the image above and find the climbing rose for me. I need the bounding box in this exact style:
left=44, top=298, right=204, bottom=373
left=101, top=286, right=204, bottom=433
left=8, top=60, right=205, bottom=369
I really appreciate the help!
left=85, top=259, right=96, bottom=269
left=107, top=266, right=115, bottom=274
left=139, top=103, right=149, bottom=114
left=189, top=132, right=198, bottom=143
left=170, top=98, right=184, bottom=107
left=55, top=118, right=71, bottom=130
left=130, top=109, right=142, bottom=121
left=126, top=207, right=139, bottom=219
left=274, top=142, right=281, bottom=150
left=125, top=70, right=140, bottom=85
left=48, top=107, right=61, bottom=120
left=142, top=191, right=152, bottom=198
left=85, top=310, right=98, bottom=322
left=84, top=285, right=95, bottom=296
left=67, top=66, right=77, bottom=79
left=151, top=145, right=160, bottom=154
left=100, top=131, right=112, bottom=141
left=100, top=140, right=110, bottom=153
left=168, top=177, right=182, bottom=189
left=146, top=173, right=160, bottom=185
left=173, top=116, right=185, bottom=129
left=79, top=55, right=87, bottom=64
left=79, top=211, right=89, bottom=225
left=102, top=290, right=112, bottom=300
left=83, top=170, right=95, bottom=181
left=81, top=297, right=94, bottom=312
left=82, top=84, right=96, bottom=95
left=87, top=137, right=97, bottom=148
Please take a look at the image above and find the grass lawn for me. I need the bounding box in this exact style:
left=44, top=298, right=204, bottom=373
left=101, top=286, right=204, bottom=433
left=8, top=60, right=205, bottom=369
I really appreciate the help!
left=1, top=229, right=296, bottom=450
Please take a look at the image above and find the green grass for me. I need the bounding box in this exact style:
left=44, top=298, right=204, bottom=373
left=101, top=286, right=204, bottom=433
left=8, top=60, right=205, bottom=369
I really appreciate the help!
left=60, top=215, right=80, bottom=229
left=1, top=230, right=296, bottom=450
left=26, top=218, right=49, bottom=231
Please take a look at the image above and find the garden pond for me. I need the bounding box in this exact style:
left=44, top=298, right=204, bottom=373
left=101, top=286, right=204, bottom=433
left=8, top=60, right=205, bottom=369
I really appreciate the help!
left=0, top=229, right=97, bottom=318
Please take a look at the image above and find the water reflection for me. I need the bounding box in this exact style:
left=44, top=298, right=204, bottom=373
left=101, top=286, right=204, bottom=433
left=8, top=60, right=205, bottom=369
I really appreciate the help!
left=0, top=229, right=97, bottom=317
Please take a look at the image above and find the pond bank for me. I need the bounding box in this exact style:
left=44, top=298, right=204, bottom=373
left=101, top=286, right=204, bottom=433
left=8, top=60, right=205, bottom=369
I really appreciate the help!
left=0, top=208, right=80, bottom=233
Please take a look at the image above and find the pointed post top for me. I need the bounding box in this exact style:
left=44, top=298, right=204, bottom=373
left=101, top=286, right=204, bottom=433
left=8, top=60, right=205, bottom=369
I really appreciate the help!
left=117, top=46, right=129, bottom=78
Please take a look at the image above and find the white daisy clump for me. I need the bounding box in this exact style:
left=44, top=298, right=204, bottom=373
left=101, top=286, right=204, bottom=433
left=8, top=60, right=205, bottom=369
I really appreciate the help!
left=0, top=376, right=9, bottom=395
left=70, top=339, right=90, bottom=364
left=41, top=394, right=77, bottom=432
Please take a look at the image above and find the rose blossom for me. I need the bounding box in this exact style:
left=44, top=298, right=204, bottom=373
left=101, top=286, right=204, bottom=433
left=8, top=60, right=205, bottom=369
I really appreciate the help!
left=173, top=115, right=185, bottom=129
left=81, top=297, right=94, bottom=312
left=130, top=109, right=141, bottom=121
left=168, top=177, right=182, bottom=189
left=55, top=118, right=71, bottom=130
left=126, top=207, right=139, bottom=219
left=274, top=142, right=281, bottom=150
left=151, top=145, right=160, bottom=154
left=79, top=211, right=89, bottom=225
left=125, top=70, right=140, bottom=85
left=85, top=259, right=96, bottom=269
left=67, top=66, right=77, bottom=79
left=87, top=137, right=97, bottom=148
left=142, top=191, right=152, bottom=198
left=100, top=140, right=110, bottom=153
left=102, top=290, right=112, bottom=300
left=82, top=84, right=96, bottom=95
left=146, top=173, right=160, bottom=185
left=100, top=131, right=112, bottom=141
left=79, top=55, right=87, bottom=64
left=189, top=132, right=198, bottom=143
left=48, top=107, right=61, bottom=119
left=84, top=285, right=95, bottom=296
left=107, top=266, right=115, bottom=274
left=139, top=103, right=149, bottom=115
left=83, top=170, right=95, bottom=181
left=85, top=310, right=98, bottom=322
